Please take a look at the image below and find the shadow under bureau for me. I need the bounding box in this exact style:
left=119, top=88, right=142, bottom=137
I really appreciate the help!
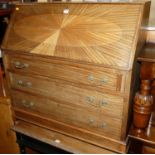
left=1, top=1, right=151, bottom=153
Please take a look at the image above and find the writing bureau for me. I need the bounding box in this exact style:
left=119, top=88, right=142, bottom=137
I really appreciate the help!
left=1, top=1, right=150, bottom=153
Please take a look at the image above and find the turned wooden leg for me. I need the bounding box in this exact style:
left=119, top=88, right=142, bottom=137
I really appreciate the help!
left=133, top=80, right=153, bottom=131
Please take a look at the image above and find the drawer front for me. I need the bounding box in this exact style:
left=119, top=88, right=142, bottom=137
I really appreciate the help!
left=9, top=73, right=124, bottom=119
left=13, top=121, right=117, bottom=154
left=7, top=55, right=122, bottom=92
left=11, top=90, right=122, bottom=140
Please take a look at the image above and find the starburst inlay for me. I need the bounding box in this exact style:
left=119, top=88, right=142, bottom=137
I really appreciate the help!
left=4, top=4, right=141, bottom=68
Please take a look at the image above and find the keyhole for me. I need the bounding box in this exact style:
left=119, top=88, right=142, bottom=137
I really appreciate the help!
left=63, top=8, right=69, bottom=14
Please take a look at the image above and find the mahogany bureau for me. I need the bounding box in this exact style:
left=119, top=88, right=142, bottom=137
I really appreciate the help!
left=1, top=1, right=151, bottom=153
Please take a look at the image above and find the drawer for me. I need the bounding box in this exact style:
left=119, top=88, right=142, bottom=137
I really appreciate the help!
left=13, top=121, right=117, bottom=154
left=6, top=55, right=123, bottom=92
left=11, top=90, right=122, bottom=140
left=9, top=73, right=124, bottom=119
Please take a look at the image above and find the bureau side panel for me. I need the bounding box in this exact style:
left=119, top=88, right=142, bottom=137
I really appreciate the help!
left=121, top=1, right=151, bottom=140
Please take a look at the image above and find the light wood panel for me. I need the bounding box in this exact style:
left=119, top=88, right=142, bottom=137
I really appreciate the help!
left=2, top=3, right=144, bottom=69
left=0, top=97, right=19, bottom=154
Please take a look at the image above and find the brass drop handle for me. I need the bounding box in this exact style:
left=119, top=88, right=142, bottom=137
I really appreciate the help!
left=88, top=118, right=95, bottom=125
left=99, top=123, right=107, bottom=128
left=21, top=100, right=34, bottom=108
left=100, top=100, right=108, bottom=106
left=101, top=77, right=108, bottom=84
left=88, top=74, right=108, bottom=84
left=13, top=61, right=29, bottom=69
left=86, top=96, right=95, bottom=103
left=88, top=74, right=94, bottom=81
left=18, top=80, right=32, bottom=87
left=63, top=8, right=69, bottom=14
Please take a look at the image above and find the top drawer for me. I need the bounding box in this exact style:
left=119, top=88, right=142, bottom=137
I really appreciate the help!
left=6, top=55, right=123, bottom=92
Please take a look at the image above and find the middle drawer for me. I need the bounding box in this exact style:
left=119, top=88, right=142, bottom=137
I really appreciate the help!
left=12, top=89, right=122, bottom=140
left=9, top=73, right=124, bottom=119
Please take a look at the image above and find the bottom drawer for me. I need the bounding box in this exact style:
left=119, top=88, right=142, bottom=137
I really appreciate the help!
left=14, top=110, right=127, bottom=153
left=11, top=90, right=122, bottom=140
left=13, top=120, right=117, bottom=154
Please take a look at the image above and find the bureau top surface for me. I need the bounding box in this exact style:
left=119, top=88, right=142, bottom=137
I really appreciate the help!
left=2, top=2, right=149, bottom=69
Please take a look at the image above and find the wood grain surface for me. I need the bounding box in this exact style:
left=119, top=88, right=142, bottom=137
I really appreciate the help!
left=0, top=66, right=19, bottom=153
left=1, top=1, right=151, bottom=153
left=2, top=3, right=144, bottom=69
left=11, top=89, right=123, bottom=119
left=0, top=97, right=19, bottom=153
left=14, top=109, right=127, bottom=153
left=12, top=120, right=117, bottom=154
left=6, top=54, right=124, bottom=92
left=10, top=89, right=123, bottom=140
left=9, top=73, right=124, bottom=117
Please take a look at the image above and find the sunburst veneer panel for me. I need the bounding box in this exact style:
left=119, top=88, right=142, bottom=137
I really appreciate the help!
left=2, top=3, right=142, bottom=69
